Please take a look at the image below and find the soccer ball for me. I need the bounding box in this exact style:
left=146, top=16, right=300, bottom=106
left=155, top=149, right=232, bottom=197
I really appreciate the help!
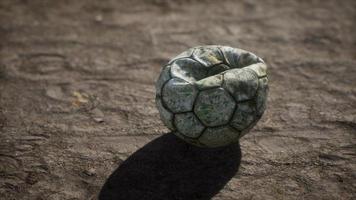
left=155, top=45, right=268, bottom=148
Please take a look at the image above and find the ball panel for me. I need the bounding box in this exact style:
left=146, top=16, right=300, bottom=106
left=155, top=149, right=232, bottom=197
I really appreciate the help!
left=244, top=63, right=267, bottom=78
left=219, top=46, right=243, bottom=68
left=168, top=47, right=195, bottom=64
left=256, top=77, right=268, bottom=116
left=174, top=112, right=205, bottom=138
left=239, top=117, right=259, bottom=138
left=199, top=126, right=240, bottom=147
left=207, top=64, right=230, bottom=76
left=223, top=68, right=259, bottom=102
left=170, top=58, right=207, bottom=82
left=192, top=46, right=224, bottom=67
left=173, top=131, right=205, bottom=147
left=194, top=74, right=223, bottom=91
left=155, top=65, right=171, bottom=96
left=162, top=78, right=198, bottom=113
left=238, top=52, right=260, bottom=68
left=230, top=101, right=256, bottom=131
left=194, top=88, right=236, bottom=127
left=156, top=97, right=174, bottom=130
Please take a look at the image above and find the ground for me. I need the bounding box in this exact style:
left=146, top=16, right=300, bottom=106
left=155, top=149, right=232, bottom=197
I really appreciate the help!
left=0, top=0, right=355, bottom=199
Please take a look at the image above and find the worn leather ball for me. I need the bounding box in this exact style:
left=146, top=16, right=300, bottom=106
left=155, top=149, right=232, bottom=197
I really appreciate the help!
left=155, top=45, right=268, bottom=148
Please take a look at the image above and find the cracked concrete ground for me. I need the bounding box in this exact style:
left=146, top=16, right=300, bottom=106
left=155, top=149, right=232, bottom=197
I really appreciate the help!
left=0, top=0, right=355, bottom=199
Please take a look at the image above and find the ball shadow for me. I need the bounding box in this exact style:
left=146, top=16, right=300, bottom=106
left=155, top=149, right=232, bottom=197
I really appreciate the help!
left=99, top=132, right=241, bottom=200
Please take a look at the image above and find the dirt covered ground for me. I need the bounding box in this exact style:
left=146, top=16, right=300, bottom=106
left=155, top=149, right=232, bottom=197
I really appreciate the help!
left=0, top=0, right=355, bottom=199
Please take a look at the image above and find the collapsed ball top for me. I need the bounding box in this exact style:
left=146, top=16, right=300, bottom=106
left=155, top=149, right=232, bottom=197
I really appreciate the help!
left=156, top=45, right=268, bottom=148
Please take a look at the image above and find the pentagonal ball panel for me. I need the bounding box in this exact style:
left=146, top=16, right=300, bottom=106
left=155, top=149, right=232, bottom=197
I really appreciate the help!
left=223, top=68, right=259, bottom=102
left=194, top=88, right=236, bottom=127
left=156, top=97, right=174, bottom=130
left=170, top=58, right=207, bottom=82
left=230, top=100, right=256, bottom=131
left=199, top=126, right=240, bottom=147
left=174, top=112, right=205, bottom=138
left=162, top=78, right=198, bottom=113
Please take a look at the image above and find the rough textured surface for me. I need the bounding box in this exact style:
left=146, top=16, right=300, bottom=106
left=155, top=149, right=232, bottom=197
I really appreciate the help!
left=0, top=0, right=355, bottom=199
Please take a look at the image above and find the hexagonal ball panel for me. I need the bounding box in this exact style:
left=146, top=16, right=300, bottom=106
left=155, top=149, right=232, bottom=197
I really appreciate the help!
left=194, top=88, right=236, bottom=127
left=170, top=58, right=207, bottom=82
left=199, top=126, right=240, bottom=147
left=223, top=68, right=259, bottom=102
left=192, top=46, right=224, bottom=67
left=174, top=112, right=205, bottom=138
left=162, top=78, right=198, bottom=113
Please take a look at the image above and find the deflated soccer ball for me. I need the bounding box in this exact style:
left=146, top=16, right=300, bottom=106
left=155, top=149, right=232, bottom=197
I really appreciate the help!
left=155, top=45, right=268, bottom=148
